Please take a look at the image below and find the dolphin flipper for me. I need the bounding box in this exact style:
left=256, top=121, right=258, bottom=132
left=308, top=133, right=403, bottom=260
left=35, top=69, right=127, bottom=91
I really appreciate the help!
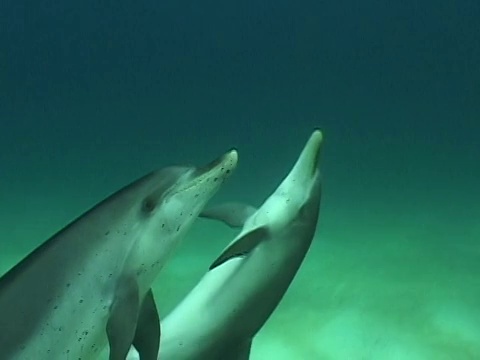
left=238, top=340, right=252, bottom=359
left=221, top=340, right=252, bottom=359
left=107, top=277, right=140, bottom=360
left=209, top=226, right=269, bottom=270
left=200, top=202, right=257, bottom=228
left=133, top=289, right=160, bottom=360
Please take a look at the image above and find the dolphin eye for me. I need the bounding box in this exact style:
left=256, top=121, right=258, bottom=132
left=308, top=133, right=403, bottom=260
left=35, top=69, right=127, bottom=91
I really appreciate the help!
left=142, top=197, right=156, bottom=214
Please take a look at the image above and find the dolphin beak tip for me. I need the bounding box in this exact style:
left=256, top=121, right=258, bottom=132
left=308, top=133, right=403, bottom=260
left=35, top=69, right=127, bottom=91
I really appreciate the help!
left=225, top=148, right=239, bottom=165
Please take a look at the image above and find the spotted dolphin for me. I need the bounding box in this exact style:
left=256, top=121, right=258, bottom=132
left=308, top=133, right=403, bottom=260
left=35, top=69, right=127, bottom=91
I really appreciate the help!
left=126, top=130, right=323, bottom=360
left=0, top=149, right=238, bottom=360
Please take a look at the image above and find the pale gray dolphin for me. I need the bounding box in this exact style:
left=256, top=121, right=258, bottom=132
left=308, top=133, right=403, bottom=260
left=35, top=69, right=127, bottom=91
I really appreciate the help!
left=0, top=149, right=238, bottom=360
left=126, top=129, right=323, bottom=360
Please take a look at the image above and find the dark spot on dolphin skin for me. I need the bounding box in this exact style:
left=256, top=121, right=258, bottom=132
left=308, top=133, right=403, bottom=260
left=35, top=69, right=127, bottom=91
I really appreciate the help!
left=105, top=231, right=110, bottom=236
left=213, top=177, right=218, bottom=182
left=142, top=197, right=156, bottom=214
left=194, top=193, right=199, bottom=198
left=176, top=225, right=181, bottom=232
left=53, top=305, right=58, bottom=310
left=123, top=231, right=127, bottom=235
left=79, top=299, right=84, bottom=304
left=66, top=283, right=71, bottom=288
left=226, top=169, right=231, bottom=174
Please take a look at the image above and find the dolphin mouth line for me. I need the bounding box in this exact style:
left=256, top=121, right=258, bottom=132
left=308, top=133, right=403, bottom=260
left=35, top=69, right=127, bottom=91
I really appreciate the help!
left=169, top=151, right=237, bottom=196
left=311, top=150, right=320, bottom=176
left=307, top=130, right=323, bottom=177
left=170, top=176, right=212, bottom=196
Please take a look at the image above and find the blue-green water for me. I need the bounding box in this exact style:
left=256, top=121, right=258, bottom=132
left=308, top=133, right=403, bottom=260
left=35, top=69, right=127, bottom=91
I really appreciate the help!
left=1, top=1, right=479, bottom=358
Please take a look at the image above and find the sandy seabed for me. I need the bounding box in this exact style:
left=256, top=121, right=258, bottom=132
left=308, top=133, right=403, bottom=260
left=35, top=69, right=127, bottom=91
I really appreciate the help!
left=1, top=201, right=479, bottom=360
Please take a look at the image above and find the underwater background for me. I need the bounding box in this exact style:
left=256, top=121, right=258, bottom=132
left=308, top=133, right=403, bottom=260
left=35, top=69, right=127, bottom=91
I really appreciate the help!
left=1, top=0, right=479, bottom=358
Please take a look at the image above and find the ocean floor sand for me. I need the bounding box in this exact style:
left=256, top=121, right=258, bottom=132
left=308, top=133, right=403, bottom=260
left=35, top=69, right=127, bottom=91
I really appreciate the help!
left=1, top=196, right=478, bottom=359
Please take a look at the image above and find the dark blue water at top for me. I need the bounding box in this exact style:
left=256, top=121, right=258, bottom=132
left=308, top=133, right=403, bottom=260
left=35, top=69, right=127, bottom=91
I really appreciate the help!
left=0, top=0, right=479, bottom=232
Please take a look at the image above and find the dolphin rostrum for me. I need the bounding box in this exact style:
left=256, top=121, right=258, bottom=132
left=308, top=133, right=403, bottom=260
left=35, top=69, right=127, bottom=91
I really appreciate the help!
left=126, top=130, right=322, bottom=360
left=0, top=149, right=238, bottom=360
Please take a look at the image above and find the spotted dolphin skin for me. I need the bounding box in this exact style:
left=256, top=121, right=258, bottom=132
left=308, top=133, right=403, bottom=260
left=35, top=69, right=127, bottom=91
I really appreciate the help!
left=126, top=129, right=323, bottom=360
left=0, top=149, right=238, bottom=360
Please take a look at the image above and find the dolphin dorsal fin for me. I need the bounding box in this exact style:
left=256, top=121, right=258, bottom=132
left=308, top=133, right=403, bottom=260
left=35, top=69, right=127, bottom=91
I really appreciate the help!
left=209, top=226, right=269, bottom=270
left=200, top=202, right=257, bottom=228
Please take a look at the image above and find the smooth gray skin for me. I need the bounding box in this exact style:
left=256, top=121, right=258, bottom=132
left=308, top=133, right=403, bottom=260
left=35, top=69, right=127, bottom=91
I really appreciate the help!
left=126, top=130, right=323, bottom=360
left=0, top=149, right=238, bottom=360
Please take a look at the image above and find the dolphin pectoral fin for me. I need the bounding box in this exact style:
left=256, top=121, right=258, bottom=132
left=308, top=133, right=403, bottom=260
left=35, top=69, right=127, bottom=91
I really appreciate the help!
left=237, top=340, right=252, bottom=359
left=221, top=340, right=252, bottom=360
left=209, top=226, right=269, bottom=270
left=132, top=289, right=160, bottom=360
left=200, top=202, right=257, bottom=228
left=106, top=277, right=140, bottom=360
